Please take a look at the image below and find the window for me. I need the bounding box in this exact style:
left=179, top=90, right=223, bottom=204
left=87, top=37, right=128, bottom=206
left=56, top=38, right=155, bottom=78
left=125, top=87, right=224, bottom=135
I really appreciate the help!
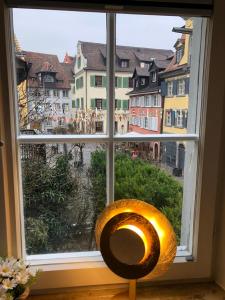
left=95, top=98, right=103, bottom=109
left=148, top=116, right=158, bottom=131
left=95, top=121, right=103, bottom=132
left=62, top=103, right=69, bottom=113
left=95, top=75, right=103, bottom=87
left=165, top=110, right=172, bottom=126
left=167, top=81, right=173, bottom=96
left=175, top=110, right=183, bottom=127
left=177, top=79, right=185, bottom=95
left=176, top=46, right=184, bottom=63
left=62, top=90, right=68, bottom=97
left=1, top=6, right=219, bottom=289
left=43, top=74, right=54, bottom=83
left=54, top=103, right=61, bottom=110
left=140, top=77, right=146, bottom=85
left=53, top=89, right=59, bottom=97
left=152, top=71, right=157, bottom=82
left=121, top=59, right=129, bottom=68
left=151, top=94, right=161, bottom=107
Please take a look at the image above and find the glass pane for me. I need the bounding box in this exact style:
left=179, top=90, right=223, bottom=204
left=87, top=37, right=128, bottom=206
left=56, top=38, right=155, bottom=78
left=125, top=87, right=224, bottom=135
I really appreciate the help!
left=13, top=9, right=107, bottom=135
left=20, top=143, right=106, bottom=254
left=115, top=15, right=201, bottom=136
left=114, top=141, right=194, bottom=248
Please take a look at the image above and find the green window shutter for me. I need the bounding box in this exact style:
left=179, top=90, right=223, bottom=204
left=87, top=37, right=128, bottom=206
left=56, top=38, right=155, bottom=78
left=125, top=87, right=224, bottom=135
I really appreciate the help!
left=90, top=75, right=95, bottom=87
left=122, top=100, right=129, bottom=110
left=72, top=100, right=76, bottom=108
left=102, top=99, right=107, bottom=110
left=122, top=77, right=129, bottom=88
left=117, top=77, right=122, bottom=88
left=117, top=99, right=121, bottom=109
left=81, top=97, right=84, bottom=109
left=77, top=98, right=80, bottom=108
left=81, top=76, right=83, bottom=88
left=91, top=98, right=96, bottom=108
left=76, top=79, right=79, bottom=89
left=103, top=76, right=107, bottom=87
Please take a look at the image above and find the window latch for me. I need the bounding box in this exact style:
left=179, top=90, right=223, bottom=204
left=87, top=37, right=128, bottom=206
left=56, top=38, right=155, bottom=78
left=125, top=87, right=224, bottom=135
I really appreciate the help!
left=0, top=140, right=4, bottom=147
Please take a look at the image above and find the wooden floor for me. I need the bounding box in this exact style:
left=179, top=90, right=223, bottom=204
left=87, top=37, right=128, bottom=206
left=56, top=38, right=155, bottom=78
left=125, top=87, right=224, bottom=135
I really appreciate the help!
left=29, top=282, right=225, bottom=300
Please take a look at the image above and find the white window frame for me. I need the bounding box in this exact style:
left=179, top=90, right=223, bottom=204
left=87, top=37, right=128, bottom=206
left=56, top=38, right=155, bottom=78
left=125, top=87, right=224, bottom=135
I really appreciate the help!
left=1, top=2, right=224, bottom=289
left=177, top=79, right=185, bottom=95
left=152, top=71, right=157, bottom=82
left=167, top=80, right=173, bottom=96
left=165, top=110, right=172, bottom=126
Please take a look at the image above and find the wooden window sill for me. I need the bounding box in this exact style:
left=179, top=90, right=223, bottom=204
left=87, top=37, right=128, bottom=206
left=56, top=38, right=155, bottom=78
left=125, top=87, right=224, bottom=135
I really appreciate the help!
left=29, top=282, right=225, bottom=300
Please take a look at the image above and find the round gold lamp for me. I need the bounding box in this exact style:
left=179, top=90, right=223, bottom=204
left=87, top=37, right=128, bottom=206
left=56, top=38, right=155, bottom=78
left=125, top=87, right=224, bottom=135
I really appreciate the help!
left=95, top=199, right=177, bottom=300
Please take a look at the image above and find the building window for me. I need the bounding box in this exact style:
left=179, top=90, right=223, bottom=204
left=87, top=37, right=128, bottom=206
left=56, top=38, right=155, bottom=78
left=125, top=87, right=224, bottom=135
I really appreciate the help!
left=176, top=46, right=184, bottom=64
left=121, top=59, right=129, bottom=68
left=95, top=76, right=103, bottom=87
left=177, top=79, right=185, bottom=95
left=96, top=98, right=103, bottom=109
left=62, top=90, right=68, bottom=97
left=167, top=81, right=173, bottom=96
left=152, top=71, right=156, bottom=82
left=175, top=110, right=183, bottom=127
left=53, top=89, right=59, bottom=97
left=62, top=103, right=69, bottom=113
left=148, top=116, right=158, bottom=131
left=140, top=78, right=146, bottom=85
left=95, top=121, right=103, bottom=132
left=151, top=94, right=161, bottom=107
left=54, top=103, right=60, bottom=110
left=43, top=74, right=54, bottom=83
left=165, top=110, right=172, bottom=126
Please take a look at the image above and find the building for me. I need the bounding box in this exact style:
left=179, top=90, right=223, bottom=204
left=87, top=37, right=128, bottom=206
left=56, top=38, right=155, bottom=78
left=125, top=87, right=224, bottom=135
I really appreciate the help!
left=127, top=58, right=172, bottom=160
left=22, top=51, right=75, bottom=133
left=160, top=18, right=192, bottom=176
left=73, top=41, right=173, bottom=134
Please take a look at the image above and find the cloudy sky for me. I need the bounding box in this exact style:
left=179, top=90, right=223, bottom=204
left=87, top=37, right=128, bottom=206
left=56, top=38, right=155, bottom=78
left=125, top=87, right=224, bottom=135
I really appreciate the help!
left=13, top=9, right=184, bottom=61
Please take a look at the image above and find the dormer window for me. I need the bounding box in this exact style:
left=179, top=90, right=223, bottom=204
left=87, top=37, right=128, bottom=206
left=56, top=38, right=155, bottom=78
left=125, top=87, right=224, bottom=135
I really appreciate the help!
left=43, top=74, right=54, bottom=83
left=152, top=71, right=157, bottom=82
left=140, top=78, right=146, bottom=85
left=140, top=62, right=149, bottom=68
left=176, top=46, right=184, bottom=64
left=121, top=59, right=129, bottom=68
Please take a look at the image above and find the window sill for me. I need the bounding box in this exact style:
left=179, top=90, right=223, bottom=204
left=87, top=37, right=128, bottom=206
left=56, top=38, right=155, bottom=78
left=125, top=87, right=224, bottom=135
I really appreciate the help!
left=29, top=281, right=224, bottom=299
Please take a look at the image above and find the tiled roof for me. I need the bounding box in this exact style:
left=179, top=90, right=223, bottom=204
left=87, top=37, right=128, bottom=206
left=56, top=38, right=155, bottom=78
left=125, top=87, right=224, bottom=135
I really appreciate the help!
left=159, top=54, right=189, bottom=76
left=135, top=66, right=149, bottom=77
left=80, top=41, right=173, bottom=72
left=24, top=51, right=74, bottom=89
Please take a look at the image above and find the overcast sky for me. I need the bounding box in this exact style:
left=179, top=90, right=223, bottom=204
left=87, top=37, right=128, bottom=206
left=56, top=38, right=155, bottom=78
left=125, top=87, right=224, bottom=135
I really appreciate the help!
left=13, top=9, right=184, bottom=61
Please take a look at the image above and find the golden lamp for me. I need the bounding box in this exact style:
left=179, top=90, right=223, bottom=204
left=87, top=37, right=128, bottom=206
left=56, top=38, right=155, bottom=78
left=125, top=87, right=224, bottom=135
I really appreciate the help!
left=95, top=199, right=177, bottom=300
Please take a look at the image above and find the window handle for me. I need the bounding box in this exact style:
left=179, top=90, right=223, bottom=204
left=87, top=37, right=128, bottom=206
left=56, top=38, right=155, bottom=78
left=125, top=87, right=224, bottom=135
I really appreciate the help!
left=0, top=140, right=4, bottom=147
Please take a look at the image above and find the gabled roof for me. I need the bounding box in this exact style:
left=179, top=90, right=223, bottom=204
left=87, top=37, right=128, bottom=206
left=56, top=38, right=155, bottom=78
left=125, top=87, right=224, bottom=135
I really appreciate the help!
left=24, top=51, right=74, bottom=89
left=159, top=54, right=189, bottom=78
left=80, top=41, right=173, bottom=72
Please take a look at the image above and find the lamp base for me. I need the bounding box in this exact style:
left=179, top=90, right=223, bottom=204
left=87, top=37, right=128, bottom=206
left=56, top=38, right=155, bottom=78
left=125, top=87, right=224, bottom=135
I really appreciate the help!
left=111, top=280, right=147, bottom=300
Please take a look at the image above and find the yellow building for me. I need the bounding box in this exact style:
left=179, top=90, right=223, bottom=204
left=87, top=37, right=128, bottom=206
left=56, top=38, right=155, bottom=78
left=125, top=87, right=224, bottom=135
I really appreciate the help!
left=14, top=36, right=29, bottom=129
left=160, top=18, right=193, bottom=175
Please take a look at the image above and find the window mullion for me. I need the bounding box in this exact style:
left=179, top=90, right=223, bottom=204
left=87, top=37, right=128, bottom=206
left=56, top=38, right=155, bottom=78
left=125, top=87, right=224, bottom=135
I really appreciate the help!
left=106, top=13, right=116, bottom=205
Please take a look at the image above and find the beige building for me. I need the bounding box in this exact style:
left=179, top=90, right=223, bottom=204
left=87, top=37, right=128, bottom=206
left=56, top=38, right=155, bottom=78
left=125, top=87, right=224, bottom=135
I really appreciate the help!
left=73, top=41, right=173, bottom=134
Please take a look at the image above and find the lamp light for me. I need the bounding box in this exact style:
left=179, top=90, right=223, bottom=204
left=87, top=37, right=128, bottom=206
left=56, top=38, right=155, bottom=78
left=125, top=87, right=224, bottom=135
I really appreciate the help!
left=95, top=199, right=177, bottom=300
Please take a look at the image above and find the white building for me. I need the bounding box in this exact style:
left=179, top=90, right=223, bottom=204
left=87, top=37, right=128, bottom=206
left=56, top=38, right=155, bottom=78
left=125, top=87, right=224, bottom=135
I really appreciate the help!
left=73, top=41, right=173, bottom=134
